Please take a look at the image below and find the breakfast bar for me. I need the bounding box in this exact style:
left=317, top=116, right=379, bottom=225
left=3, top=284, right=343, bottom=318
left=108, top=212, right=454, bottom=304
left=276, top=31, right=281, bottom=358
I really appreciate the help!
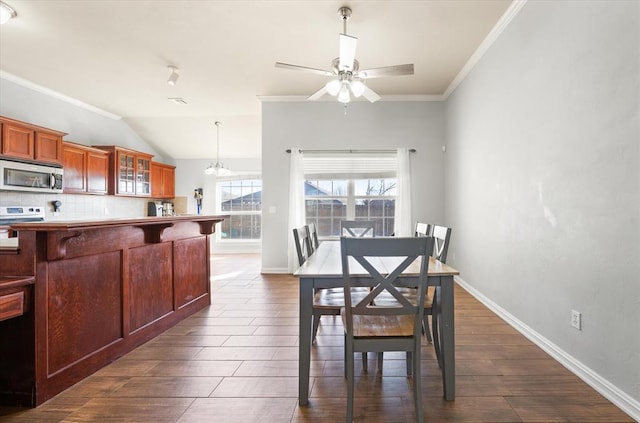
left=0, top=215, right=226, bottom=407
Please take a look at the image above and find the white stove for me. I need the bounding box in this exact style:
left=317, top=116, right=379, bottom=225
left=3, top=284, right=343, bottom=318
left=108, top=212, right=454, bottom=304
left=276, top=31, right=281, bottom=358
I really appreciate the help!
left=0, top=206, right=45, bottom=238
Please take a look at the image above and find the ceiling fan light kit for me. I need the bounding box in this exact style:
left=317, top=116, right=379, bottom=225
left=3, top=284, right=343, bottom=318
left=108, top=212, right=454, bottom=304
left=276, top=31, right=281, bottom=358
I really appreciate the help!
left=275, top=6, right=414, bottom=105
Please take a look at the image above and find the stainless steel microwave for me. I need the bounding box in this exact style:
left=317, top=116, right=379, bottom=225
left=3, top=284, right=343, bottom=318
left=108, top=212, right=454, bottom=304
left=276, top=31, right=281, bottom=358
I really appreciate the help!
left=0, top=159, right=64, bottom=193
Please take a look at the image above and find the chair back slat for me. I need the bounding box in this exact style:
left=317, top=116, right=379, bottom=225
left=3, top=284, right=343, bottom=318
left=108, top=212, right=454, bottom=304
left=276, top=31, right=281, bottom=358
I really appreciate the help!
left=307, top=222, right=320, bottom=252
left=414, top=222, right=432, bottom=237
left=432, top=225, right=452, bottom=263
left=341, top=220, right=375, bottom=238
left=293, top=225, right=312, bottom=266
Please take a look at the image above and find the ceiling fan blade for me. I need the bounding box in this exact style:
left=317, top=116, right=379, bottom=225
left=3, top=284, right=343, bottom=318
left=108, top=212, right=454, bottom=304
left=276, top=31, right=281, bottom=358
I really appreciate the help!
left=359, top=63, right=414, bottom=79
left=338, top=34, right=358, bottom=71
left=361, top=86, right=381, bottom=103
left=275, top=62, right=334, bottom=77
left=308, top=86, right=328, bottom=101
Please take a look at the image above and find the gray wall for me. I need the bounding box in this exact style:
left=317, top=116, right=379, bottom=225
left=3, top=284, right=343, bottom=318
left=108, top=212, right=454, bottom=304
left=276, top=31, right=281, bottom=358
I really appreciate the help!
left=445, top=0, right=639, bottom=406
left=261, top=101, right=445, bottom=272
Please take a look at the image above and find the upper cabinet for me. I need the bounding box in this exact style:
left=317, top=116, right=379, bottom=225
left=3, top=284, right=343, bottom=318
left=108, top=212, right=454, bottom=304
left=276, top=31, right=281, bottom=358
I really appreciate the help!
left=150, top=162, right=176, bottom=199
left=0, top=116, right=65, bottom=165
left=95, top=146, right=153, bottom=197
left=62, top=142, right=109, bottom=195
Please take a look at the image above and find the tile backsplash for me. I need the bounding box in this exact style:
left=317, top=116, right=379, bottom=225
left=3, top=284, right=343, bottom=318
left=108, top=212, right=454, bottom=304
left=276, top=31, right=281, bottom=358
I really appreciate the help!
left=0, top=191, right=150, bottom=221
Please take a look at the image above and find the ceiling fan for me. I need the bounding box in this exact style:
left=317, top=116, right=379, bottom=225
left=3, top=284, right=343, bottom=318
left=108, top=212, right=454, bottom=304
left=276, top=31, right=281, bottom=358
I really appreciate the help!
left=275, top=6, right=414, bottom=104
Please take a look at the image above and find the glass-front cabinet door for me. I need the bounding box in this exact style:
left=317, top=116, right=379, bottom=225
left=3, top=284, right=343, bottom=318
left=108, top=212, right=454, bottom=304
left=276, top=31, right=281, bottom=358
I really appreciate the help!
left=136, top=156, right=151, bottom=196
left=95, top=146, right=154, bottom=196
left=117, top=151, right=136, bottom=195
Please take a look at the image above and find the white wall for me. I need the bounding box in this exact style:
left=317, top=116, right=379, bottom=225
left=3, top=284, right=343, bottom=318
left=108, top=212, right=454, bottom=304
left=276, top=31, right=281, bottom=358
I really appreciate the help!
left=261, top=100, right=445, bottom=272
left=444, top=0, right=639, bottom=414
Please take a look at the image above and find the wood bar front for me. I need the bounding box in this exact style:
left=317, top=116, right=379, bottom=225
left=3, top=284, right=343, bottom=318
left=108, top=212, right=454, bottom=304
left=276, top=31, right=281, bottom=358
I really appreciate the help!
left=0, top=215, right=227, bottom=407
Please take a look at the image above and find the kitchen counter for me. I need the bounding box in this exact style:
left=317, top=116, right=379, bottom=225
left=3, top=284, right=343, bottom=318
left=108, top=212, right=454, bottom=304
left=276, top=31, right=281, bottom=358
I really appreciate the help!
left=9, top=214, right=221, bottom=231
left=0, top=214, right=227, bottom=407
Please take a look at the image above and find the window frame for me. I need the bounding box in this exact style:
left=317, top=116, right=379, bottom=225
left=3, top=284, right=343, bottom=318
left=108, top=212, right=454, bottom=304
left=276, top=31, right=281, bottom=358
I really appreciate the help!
left=304, top=176, right=396, bottom=239
left=216, top=176, right=262, bottom=242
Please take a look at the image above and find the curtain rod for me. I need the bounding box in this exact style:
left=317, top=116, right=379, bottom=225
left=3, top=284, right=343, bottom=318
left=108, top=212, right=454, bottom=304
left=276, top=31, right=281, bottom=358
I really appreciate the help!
left=285, top=149, right=416, bottom=154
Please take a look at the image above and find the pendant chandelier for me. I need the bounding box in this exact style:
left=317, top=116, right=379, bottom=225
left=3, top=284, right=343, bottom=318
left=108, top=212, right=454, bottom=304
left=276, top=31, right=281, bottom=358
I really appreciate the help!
left=204, top=121, right=232, bottom=176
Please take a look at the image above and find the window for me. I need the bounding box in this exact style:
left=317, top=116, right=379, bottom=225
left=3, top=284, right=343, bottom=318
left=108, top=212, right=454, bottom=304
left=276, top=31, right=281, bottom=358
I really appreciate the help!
left=300, top=152, right=398, bottom=238
left=305, top=178, right=396, bottom=238
left=217, top=178, right=261, bottom=240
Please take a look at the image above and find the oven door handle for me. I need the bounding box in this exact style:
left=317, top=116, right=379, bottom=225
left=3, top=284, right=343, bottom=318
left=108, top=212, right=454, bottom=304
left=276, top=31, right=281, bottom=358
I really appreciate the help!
left=50, top=173, right=56, bottom=189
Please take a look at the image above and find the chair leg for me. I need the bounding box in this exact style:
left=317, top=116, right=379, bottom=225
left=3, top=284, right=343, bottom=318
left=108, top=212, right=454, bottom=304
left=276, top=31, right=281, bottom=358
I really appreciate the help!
left=423, top=313, right=433, bottom=343
left=406, top=351, right=412, bottom=375
left=346, top=341, right=355, bottom=423
left=312, top=314, right=321, bottom=343
left=377, top=352, right=383, bottom=371
left=362, top=352, right=368, bottom=372
left=413, top=344, right=423, bottom=421
left=432, top=292, right=443, bottom=369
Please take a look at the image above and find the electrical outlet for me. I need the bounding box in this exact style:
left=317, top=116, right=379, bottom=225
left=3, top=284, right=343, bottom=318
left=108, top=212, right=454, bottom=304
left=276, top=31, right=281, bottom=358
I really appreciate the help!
left=571, top=310, right=582, bottom=330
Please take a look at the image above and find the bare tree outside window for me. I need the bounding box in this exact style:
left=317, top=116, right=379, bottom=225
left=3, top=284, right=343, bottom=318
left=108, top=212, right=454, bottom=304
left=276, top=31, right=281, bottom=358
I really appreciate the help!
left=306, top=178, right=396, bottom=238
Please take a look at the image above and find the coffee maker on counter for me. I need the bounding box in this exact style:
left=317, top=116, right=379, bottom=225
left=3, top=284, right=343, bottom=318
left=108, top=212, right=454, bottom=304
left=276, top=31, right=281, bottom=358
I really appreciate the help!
left=147, top=201, right=175, bottom=216
left=147, top=202, right=163, bottom=216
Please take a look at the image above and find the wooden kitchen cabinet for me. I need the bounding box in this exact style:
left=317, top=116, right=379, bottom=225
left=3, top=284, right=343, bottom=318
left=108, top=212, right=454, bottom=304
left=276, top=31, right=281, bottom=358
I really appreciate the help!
left=150, top=161, right=176, bottom=199
left=95, top=146, right=153, bottom=197
left=1, top=117, right=65, bottom=165
left=62, top=142, right=109, bottom=194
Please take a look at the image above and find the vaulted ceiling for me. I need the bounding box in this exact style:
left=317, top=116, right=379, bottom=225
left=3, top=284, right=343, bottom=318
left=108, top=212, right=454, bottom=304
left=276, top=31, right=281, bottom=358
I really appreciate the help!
left=0, top=0, right=512, bottom=160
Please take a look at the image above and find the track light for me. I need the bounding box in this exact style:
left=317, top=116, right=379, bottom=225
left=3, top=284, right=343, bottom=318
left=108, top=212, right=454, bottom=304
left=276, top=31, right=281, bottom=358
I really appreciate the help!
left=0, top=1, right=17, bottom=24
left=167, top=66, right=179, bottom=86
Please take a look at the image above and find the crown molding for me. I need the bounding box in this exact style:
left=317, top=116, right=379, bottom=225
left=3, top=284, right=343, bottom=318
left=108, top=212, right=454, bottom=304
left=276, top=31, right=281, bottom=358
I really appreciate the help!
left=443, top=0, right=528, bottom=99
left=0, top=70, right=121, bottom=120
left=257, top=94, right=443, bottom=103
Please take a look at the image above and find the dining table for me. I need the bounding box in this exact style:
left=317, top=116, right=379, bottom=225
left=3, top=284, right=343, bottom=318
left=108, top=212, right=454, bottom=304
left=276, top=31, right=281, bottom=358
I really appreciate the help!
left=295, top=239, right=460, bottom=405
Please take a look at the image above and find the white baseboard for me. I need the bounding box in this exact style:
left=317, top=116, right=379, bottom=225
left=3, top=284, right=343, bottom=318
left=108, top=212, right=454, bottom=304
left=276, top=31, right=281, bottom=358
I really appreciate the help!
left=455, top=276, right=640, bottom=422
left=260, top=267, right=290, bottom=274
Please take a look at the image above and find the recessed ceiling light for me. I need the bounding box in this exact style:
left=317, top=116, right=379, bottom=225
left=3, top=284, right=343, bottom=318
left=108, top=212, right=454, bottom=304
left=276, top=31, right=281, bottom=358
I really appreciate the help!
left=0, top=1, right=17, bottom=24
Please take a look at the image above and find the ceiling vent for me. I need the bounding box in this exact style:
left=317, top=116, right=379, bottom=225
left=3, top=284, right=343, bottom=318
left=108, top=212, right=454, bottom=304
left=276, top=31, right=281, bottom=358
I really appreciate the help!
left=168, top=98, right=187, bottom=105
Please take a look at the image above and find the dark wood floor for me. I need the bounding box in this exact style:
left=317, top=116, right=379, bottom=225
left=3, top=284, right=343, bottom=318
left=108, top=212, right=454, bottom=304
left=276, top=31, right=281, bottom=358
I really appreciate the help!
left=0, top=254, right=633, bottom=422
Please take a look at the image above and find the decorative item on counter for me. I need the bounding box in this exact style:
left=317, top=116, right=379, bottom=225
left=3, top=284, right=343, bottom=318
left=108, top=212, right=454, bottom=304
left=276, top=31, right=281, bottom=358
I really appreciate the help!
left=194, top=188, right=203, bottom=215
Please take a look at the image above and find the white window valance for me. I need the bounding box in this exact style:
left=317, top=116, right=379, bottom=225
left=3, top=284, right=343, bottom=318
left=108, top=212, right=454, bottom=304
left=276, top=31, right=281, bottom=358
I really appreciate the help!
left=302, top=152, right=398, bottom=179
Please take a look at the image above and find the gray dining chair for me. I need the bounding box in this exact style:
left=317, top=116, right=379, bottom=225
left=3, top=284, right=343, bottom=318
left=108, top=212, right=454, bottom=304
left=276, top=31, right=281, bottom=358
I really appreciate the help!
left=414, top=222, right=435, bottom=343
left=293, top=226, right=368, bottom=345
left=340, top=220, right=375, bottom=238
left=378, top=223, right=453, bottom=370
left=430, top=224, right=452, bottom=368
left=414, top=222, right=432, bottom=237
left=292, top=225, right=313, bottom=267
left=340, top=236, right=433, bottom=423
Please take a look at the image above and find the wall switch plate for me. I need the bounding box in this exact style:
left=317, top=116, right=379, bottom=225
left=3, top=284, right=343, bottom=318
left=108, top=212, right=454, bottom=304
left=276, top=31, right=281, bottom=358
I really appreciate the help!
left=571, top=310, right=582, bottom=330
